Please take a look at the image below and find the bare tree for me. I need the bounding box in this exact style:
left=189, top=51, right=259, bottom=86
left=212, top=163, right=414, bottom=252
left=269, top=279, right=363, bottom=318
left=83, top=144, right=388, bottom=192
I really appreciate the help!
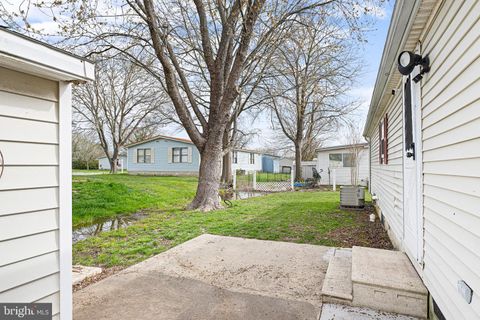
left=73, top=57, right=169, bottom=173
left=72, top=131, right=103, bottom=170
left=344, top=122, right=366, bottom=185
left=6, top=0, right=382, bottom=210
left=263, top=17, right=361, bottom=181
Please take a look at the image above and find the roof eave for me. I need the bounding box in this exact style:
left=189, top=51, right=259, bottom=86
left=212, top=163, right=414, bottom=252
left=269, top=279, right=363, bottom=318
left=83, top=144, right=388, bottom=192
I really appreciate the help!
left=0, top=28, right=94, bottom=81
left=363, top=0, right=419, bottom=137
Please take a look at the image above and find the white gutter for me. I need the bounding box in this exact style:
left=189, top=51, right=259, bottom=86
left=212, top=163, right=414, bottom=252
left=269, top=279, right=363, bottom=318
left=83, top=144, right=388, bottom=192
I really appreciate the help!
left=0, top=28, right=94, bottom=82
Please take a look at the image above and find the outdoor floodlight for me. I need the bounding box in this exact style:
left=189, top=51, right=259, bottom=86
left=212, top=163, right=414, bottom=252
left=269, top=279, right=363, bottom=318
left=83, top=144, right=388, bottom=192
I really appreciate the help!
left=397, top=51, right=430, bottom=82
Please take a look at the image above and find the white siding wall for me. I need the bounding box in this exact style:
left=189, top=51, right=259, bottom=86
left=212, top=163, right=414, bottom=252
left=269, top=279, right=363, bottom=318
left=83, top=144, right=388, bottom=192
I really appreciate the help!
left=420, top=1, right=480, bottom=318
left=316, top=148, right=369, bottom=185
left=369, top=90, right=405, bottom=249
left=232, top=151, right=262, bottom=172
left=0, top=67, right=61, bottom=318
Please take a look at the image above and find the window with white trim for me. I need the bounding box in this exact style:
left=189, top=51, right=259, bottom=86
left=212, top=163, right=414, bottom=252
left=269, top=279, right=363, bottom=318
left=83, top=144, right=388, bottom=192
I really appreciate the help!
left=137, top=148, right=152, bottom=163
left=249, top=153, right=255, bottom=164
left=172, top=147, right=188, bottom=163
left=329, top=153, right=355, bottom=168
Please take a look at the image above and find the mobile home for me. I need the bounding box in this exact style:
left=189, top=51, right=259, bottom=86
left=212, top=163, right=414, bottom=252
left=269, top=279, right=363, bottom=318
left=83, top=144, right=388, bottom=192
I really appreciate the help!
left=316, top=143, right=369, bottom=186
left=364, top=1, right=480, bottom=319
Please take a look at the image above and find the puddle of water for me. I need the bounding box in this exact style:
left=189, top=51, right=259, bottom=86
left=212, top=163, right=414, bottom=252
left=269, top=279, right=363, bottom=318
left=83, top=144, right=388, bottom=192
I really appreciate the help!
left=234, top=191, right=265, bottom=199
left=221, top=190, right=266, bottom=201
left=73, top=212, right=148, bottom=243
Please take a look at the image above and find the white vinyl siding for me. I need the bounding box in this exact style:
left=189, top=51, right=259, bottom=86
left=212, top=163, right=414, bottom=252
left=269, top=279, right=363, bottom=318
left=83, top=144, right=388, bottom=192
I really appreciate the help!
left=0, top=68, right=61, bottom=317
left=316, top=148, right=369, bottom=186
left=420, top=0, right=480, bottom=319
left=369, top=89, right=404, bottom=248
left=231, top=151, right=262, bottom=172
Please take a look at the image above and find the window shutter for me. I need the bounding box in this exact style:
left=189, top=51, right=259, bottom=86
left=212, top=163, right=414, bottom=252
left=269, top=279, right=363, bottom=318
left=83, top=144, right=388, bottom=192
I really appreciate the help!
left=188, top=147, right=192, bottom=163
left=133, top=149, right=137, bottom=163
left=379, top=123, right=382, bottom=164
left=384, top=114, right=389, bottom=164
left=150, top=148, right=155, bottom=163
left=167, top=147, right=172, bottom=164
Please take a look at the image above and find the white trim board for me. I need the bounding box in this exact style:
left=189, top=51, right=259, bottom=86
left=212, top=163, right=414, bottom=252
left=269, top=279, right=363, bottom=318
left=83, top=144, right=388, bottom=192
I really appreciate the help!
left=58, top=82, right=73, bottom=320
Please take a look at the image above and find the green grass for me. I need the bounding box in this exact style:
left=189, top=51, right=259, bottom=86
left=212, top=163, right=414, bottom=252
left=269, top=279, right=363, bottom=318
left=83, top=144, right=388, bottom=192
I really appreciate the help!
left=73, top=169, right=105, bottom=173
left=72, top=175, right=197, bottom=227
left=73, top=175, right=365, bottom=268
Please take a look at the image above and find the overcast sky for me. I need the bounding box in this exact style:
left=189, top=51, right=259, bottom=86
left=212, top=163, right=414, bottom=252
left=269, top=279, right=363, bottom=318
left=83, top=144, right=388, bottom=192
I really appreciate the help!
left=3, top=0, right=395, bottom=150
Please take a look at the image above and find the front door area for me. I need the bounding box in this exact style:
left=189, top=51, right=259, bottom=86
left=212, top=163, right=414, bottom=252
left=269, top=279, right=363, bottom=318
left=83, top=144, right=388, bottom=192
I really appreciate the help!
left=402, top=58, right=424, bottom=266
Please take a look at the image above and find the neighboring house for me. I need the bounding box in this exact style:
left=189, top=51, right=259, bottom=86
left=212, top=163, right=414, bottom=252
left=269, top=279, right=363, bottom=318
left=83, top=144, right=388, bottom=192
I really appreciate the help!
left=125, top=135, right=274, bottom=175
left=98, top=153, right=128, bottom=171
left=232, top=149, right=263, bottom=172
left=364, top=1, right=480, bottom=319
left=0, top=29, right=94, bottom=319
left=261, top=154, right=281, bottom=173
left=279, top=158, right=294, bottom=174
left=316, top=144, right=369, bottom=186
left=126, top=135, right=199, bottom=175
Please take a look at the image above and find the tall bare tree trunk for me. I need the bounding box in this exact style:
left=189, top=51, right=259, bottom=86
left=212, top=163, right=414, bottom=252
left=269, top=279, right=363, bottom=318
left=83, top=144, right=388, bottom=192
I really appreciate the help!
left=294, top=143, right=302, bottom=181
left=187, top=121, right=227, bottom=211
left=109, top=158, right=118, bottom=174
left=221, top=152, right=233, bottom=185
left=221, top=130, right=233, bottom=185
left=189, top=134, right=224, bottom=211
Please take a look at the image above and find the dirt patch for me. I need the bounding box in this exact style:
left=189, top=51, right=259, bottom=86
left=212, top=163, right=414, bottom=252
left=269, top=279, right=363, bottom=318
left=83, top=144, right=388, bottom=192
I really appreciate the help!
left=73, top=266, right=125, bottom=292
left=323, top=205, right=394, bottom=250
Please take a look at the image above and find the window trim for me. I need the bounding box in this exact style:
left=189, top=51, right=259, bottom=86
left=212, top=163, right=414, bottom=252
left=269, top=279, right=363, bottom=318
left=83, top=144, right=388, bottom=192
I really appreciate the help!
left=249, top=153, right=255, bottom=164
left=137, top=148, right=151, bottom=163
left=329, top=152, right=355, bottom=168
left=172, top=147, right=188, bottom=163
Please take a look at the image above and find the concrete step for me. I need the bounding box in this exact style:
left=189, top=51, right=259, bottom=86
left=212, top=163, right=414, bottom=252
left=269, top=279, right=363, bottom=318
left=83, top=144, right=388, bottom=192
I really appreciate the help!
left=351, top=246, right=428, bottom=318
left=321, top=249, right=353, bottom=305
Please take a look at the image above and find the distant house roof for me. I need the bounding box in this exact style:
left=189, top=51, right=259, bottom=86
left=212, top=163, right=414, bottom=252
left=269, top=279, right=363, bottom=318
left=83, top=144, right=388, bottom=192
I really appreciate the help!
left=125, top=135, right=194, bottom=148
left=316, top=143, right=368, bottom=152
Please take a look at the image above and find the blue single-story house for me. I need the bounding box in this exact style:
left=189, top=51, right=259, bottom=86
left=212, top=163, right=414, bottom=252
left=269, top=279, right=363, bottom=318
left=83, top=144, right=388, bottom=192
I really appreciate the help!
left=126, top=135, right=200, bottom=175
left=125, top=135, right=284, bottom=175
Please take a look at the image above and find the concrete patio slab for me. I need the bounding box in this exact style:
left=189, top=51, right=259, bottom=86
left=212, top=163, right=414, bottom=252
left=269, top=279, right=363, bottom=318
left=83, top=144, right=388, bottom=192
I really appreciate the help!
left=74, top=234, right=334, bottom=319
left=74, top=272, right=319, bottom=320
left=72, top=265, right=102, bottom=285
left=129, top=234, right=334, bottom=306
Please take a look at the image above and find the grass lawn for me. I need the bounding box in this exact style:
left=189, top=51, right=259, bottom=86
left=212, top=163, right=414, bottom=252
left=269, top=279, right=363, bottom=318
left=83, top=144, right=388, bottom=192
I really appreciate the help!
left=73, top=175, right=390, bottom=268
left=72, top=174, right=197, bottom=227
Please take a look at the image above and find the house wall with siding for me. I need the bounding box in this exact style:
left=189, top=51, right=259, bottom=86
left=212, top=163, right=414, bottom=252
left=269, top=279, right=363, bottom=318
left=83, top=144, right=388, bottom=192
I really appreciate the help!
left=127, top=139, right=200, bottom=175
left=368, top=89, right=405, bottom=250
left=419, top=0, right=480, bottom=318
left=261, top=156, right=281, bottom=173
left=98, top=155, right=127, bottom=171
left=316, top=148, right=370, bottom=186
left=232, top=151, right=262, bottom=172
left=0, top=67, right=61, bottom=319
